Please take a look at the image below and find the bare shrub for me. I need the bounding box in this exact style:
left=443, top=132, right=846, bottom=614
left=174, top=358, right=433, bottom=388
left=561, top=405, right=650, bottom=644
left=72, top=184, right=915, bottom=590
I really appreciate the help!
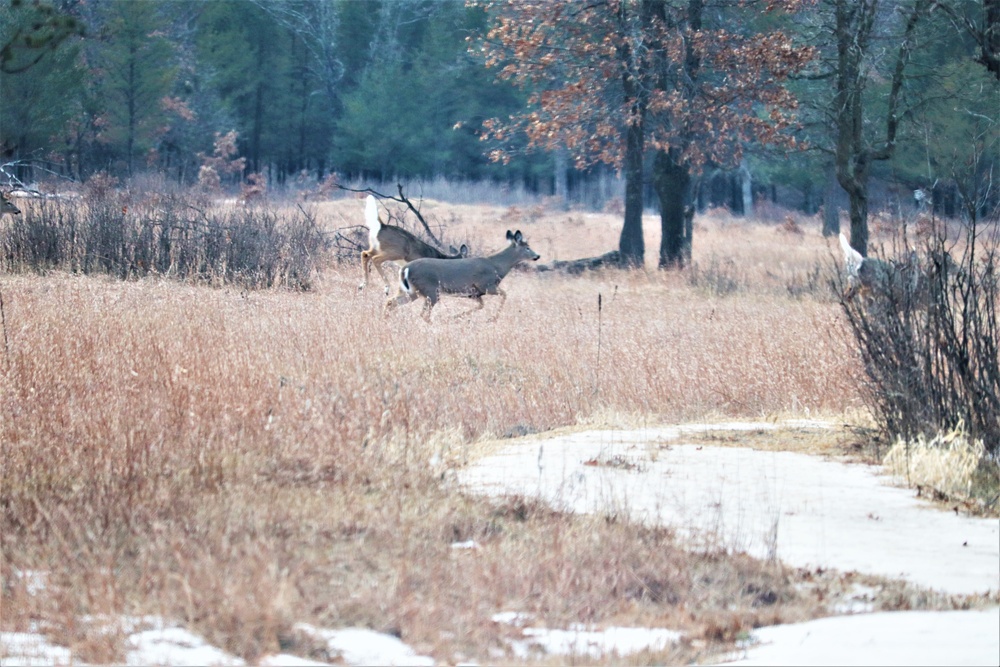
left=0, top=192, right=328, bottom=289
left=839, top=221, right=1000, bottom=457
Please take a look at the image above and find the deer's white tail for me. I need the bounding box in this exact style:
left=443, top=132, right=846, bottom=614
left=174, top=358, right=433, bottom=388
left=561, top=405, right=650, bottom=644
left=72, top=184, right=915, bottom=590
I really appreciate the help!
left=840, top=233, right=863, bottom=277
left=365, top=195, right=381, bottom=248
left=400, top=266, right=413, bottom=295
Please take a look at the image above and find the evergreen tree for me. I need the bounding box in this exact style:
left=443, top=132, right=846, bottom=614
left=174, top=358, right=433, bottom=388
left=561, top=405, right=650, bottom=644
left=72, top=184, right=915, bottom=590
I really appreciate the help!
left=92, top=0, right=178, bottom=177
left=0, top=0, right=85, bottom=181
left=196, top=0, right=292, bottom=175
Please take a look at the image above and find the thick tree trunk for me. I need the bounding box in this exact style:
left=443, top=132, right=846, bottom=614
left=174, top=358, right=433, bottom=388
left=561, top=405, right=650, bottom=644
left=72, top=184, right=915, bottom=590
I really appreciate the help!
left=847, top=180, right=869, bottom=256
left=836, top=152, right=871, bottom=255
left=614, top=1, right=655, bottom=268
left=833, top=0, right=927, bottom=257
left=653, top=150, right=691, bottom=269
left=618, top=118, right=645, bottom=267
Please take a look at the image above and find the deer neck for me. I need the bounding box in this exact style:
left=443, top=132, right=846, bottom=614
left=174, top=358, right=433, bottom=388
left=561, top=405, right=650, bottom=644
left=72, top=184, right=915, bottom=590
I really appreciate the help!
left=486, top=245, right=523, bottom=278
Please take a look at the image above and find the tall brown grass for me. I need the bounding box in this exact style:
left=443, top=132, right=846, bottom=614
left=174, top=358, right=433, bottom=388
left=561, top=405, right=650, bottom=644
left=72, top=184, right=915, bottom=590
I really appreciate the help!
left=4, top=200, right=955, bottom=665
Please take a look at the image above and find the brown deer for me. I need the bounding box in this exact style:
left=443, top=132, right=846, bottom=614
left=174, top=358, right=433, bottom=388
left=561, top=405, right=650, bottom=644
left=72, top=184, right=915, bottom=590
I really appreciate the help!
left=385, top=229, right=539, bottom=322
left=359, top=195, right=467, bottom=292
left=1, top=192, right=21, bottom=218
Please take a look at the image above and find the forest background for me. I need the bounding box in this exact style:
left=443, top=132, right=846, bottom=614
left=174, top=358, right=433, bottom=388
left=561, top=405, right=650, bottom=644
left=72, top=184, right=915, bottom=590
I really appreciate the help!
left=1, top=0, right=997, bottom=239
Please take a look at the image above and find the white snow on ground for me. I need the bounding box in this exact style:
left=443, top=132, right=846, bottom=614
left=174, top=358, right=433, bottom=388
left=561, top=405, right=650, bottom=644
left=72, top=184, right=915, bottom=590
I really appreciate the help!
left=0, top=617, right=435, bottom=667
left=257, top=654, right=330, bottom=666
left=0, top=630, right=73, bottom=667
left=718, top=607, right=1000, bottom=666
left=491, top=611, right=682, bottom=659
left=292, top=624, right=435, bottom=667
left=514, top=624, right=682, bottom=660
left=457, top=421, right=999, bottom=596
left=125, top=624, right=244, bottom=666
left=458, top=421, right=1000, bottom=665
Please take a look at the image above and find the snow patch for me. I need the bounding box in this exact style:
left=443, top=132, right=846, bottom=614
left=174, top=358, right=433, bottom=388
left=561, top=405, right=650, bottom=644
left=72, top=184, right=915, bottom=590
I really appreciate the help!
left=458, top=421, right=1000, bottom=596
left=292, top=623, right=434, bottom=667
left=715, top=607, right=1000, bottom=666
left=0, top=630, right=75, bottom=667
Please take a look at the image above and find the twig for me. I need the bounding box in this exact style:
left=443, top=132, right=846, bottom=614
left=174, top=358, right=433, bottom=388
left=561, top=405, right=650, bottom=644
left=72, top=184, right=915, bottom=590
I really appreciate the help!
left=333, top=182, right=441, bottom=246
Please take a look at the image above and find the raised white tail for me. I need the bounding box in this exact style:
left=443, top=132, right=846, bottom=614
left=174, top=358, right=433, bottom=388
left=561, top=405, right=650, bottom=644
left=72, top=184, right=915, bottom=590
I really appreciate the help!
left=365, top=194, right=381, bottom=249
left=359, top=194, right=468, bottom=292
left=839, top=233, right=863, bottom=277
left=385, top=229, right=539, bottom=322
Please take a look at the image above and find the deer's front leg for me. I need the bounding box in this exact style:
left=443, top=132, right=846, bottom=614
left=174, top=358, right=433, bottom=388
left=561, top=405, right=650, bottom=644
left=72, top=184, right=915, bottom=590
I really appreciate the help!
left=454, top=295, right=485, bottom=319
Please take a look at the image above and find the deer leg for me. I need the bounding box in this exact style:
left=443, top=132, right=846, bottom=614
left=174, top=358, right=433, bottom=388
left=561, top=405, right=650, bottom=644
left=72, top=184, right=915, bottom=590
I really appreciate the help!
left=487, top=288, right=508, bottom=322
left=371, top=254, right=393, bottom=289
left=454, top=295, right=485, bottom=319
left=383, top=288, right=413, bottom=318
left=420, top=296, right=437, bottom=322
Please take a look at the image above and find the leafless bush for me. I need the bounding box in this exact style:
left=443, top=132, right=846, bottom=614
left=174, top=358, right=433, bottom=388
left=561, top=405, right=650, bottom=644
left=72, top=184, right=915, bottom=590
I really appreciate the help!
left=0, top=192, right=328, bottom=290
left=839, top=221, right=1000, bottom=457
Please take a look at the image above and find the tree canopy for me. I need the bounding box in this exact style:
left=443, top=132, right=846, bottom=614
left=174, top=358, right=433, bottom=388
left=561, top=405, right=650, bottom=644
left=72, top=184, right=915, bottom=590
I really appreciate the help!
left=0, top=0, right=995, bottom=256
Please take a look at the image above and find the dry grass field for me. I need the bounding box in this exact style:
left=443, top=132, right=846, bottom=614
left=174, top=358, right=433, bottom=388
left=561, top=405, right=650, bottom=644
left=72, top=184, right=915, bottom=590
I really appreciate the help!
left=1, top=198, right=981, bottom=664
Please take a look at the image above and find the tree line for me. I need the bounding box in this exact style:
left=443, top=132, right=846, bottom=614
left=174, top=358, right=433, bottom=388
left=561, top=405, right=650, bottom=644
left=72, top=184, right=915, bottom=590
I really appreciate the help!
left=0, top=0, right=997, bottom=266
left=0, top=1, right=540, bottom=185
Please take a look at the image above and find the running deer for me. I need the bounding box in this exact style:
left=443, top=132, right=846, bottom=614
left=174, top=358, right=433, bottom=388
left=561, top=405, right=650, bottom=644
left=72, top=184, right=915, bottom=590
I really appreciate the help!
left=359, top=195, right=468, bottom=292
left=839, top=233, right=929, bottom=306
left=1, top=192, right=21, bottom=218
left=385, top=229, right=540, bottom=322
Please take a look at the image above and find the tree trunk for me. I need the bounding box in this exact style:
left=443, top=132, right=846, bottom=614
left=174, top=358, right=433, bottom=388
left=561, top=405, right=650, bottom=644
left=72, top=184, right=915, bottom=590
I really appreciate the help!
left=739, top=159, right=753, bottom=218
left=554, top=147, right=569, bottom=211
left=653, top=149, right=691, bottom=269
left=847, top=179, right=869, bottom=255
left=832, top=0, right=928, bottom=257
left=618, top=117, right=645, bottom=266
left=822, top=165, right=841, bottom=237
left=614, top=0, right=653, bottom=268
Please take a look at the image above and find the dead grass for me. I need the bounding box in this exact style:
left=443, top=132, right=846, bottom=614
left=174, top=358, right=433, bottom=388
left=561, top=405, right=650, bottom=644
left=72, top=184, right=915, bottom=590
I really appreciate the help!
left=1, top=200, right=982, bottom=665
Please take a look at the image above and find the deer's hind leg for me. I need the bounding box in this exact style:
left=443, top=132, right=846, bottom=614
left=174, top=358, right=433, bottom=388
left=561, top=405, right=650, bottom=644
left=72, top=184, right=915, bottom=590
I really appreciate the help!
left=371, top=253, right=394, bottom=291
left=420, top=295, right=440, bottom=322
left=359, top=249, right=374, bottom=290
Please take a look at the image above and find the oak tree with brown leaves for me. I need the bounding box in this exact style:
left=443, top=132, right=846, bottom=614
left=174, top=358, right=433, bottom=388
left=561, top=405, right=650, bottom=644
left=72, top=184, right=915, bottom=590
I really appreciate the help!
left=474, top=0, right=814, bottom=268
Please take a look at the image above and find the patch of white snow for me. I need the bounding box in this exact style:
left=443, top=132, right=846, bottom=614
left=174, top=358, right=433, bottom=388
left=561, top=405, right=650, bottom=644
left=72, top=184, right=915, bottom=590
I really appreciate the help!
left=0, top=630, right=75, bottom=667
left=125, top=625, right=244, bottom=666
left=510, top=624, right=682, bottom=660
left=292, top=624, right=434, bottom=666
left=715, top=607, right=1000, bottom=666
left=458, top=422, right=999, bottom=596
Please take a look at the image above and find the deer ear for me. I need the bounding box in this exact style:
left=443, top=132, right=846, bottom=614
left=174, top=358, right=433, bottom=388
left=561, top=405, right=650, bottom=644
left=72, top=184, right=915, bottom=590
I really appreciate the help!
left=460, top=244, right=469, bottom=257
left=514, top=230, right=523, bottom=242
left=506, top=230, right=514, bottom=241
